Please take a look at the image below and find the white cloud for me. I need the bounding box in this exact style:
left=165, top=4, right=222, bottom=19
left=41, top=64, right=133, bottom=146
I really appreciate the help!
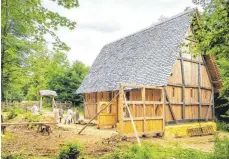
left=43, top=0, right=200, bottom=66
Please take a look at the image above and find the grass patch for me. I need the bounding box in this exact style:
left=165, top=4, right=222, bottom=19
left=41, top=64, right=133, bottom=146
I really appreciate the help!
left=100, top=136, right=229, bottom=159
left=100, top=142, right=211, bottom=159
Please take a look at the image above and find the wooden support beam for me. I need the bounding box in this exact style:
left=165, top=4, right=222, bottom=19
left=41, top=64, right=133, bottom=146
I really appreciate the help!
left=206, top=92, right=214, bottom=121
left=177, top=57, right=204, bottom=65
left=198, top=55, right=202, bottom=120
left=123, top=92, right=141, bottom=146
left=2, top=122, right=57, bottom=126
left=142, top=87, right=146, bottom=133
left=165, top=102, right=212, bottom=105
left=212, top=90, right=215, bottom=121
left=123, top=101, right=163, bottom=105
left=123, top=117, right=163, bottom=121
left=180, top=52, right=185, bottom=120
left=120, top=83, right=162, bottom=90
left=163, top=87, right=176, bottom=121
left=167, top=83, right=212, bottom=90
left=40, top=97, right=43, bottom=110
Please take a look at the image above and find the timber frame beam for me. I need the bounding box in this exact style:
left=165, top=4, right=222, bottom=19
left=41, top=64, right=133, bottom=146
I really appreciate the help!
left=179, top=51, right=185, bottom=120
left=167, top=83, right=212, bottom=91
left=164, top=87, right=177, bottom=122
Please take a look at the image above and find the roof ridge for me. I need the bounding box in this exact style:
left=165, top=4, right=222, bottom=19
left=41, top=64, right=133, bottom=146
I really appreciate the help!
left=104, top=8, right=195, bottom=47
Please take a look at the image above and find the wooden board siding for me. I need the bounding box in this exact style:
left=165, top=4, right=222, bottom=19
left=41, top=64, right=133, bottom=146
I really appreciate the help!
left=185, top=105, right=199, bottom=119
left=84, top=91, right=117, bottom=120
left=167, top=60, right=182, bottom=84
left=201, top=65, right=211, bottom=88
left=165, top=86, right=182, bottom=103
left=118, top=84, right=164, bottom=136
left=184, top=88, right=198, bottom=104
left=165, top=28, right=214, bottom=123
left=183, top=61, right=198, bottom=86
left=165, top=104, right=182, bottom=121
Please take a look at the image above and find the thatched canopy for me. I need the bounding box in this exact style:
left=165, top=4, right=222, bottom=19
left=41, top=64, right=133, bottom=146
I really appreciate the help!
left=38, top=90, right=57, bottom=97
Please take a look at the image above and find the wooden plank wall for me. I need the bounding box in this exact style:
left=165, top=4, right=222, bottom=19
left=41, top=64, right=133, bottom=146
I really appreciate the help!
left=118, top=85, right=164, bottom=135
left=166, top=54, right=214, bottom=123
left=84, top=91, right=118, bottom=120
left=165, top=27, right=214, bottom=123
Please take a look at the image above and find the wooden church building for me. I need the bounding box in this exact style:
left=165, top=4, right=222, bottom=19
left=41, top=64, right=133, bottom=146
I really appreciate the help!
left=76, top=9, right=222, bottom=136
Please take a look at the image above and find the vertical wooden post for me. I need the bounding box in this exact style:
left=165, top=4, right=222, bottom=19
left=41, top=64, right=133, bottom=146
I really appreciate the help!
left=52, top=96, right=54, bottom=110
left=211, top=88, right=215, bottom=121
left=142, top=87, right=146, bottom=133
left=124, top=91, right=141, bottom=146
left=163, top=88, right=167, bottom=125
left=206, top=91, right=214, bottom=121
left=180, top=52, right=186, bottom=120
left=198, top=55, right=202, bottom=120
left=40, top=96, right=43, bottom=110
left=119, top=84, right=124, bottom=135
left=162, top=88, right=165, bottom=132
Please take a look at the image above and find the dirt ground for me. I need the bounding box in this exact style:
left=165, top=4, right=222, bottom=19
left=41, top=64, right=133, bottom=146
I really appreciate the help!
left=1, top=123, right=118, bottom=158
left=2, top=110, right=229, bottom=158
left=2, top=121, right=229, bottom=158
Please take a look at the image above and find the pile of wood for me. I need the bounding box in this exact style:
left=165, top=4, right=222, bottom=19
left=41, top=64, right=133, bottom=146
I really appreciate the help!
left=188, top=126, right=214, bottom=136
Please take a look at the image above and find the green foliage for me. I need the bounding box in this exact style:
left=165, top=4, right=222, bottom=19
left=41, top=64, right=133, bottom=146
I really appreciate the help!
left=1, top=0, right=89, bottom=106
left=102, top=137, right=229, bottom=159
left=48, top=60, right=90, bottom=106
left=1, top=154, right=25, bottom=159
left=101, top=142, right=211, bottom=159
left=58, top=141, right=82, bottom=159
left=191, top=0, right=229, bottom=122
left=1, top=0, right=79, bottom=101
left=7, top=106, right=25, bottom=120
left=212, top=136, right=229, bottom=159
left=24, top=112, right=41, bottom=122
left=216, top=121, right=229, bottom=131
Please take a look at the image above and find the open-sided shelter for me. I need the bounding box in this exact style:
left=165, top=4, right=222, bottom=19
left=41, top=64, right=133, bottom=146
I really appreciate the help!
left=38, top=90, right=57, bottom=109
left=76, top=9, right=222, bottom=136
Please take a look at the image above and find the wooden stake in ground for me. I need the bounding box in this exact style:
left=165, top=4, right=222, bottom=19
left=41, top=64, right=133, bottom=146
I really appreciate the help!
left=123, top=92, right=141, bottom=146
left=78, top=92, right=120, bottom=134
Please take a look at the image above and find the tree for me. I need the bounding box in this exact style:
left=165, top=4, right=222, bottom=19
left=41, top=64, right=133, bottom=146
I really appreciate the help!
left=191, top=0, right=229, bottom=121
left=48, top=60, right=90, bottom=106
left=1, top=0, right=79, bottom=100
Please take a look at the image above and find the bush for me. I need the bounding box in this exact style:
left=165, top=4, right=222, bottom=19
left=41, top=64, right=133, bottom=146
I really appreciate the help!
left=24, top=112, right=41, bottom=122
left=58, top=141, right=82, bottom=159
left=216, top=121, right=229, bottom=132
left=7, top=106, right=25, bottom=120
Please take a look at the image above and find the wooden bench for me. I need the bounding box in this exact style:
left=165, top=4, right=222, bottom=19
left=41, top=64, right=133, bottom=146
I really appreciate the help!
left=1, top=121, right=57, bottom=135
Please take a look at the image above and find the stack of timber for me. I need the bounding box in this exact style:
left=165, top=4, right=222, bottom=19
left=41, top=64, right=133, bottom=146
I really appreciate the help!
left=187, top=125, right=214, bottom=136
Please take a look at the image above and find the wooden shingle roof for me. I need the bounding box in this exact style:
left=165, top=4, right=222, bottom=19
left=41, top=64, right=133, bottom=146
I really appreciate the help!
left=77, top=10, right=195, bottom=93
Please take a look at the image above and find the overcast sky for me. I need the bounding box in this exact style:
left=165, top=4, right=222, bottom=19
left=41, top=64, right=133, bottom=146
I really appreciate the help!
left=43, top=0, right=199, bottom=66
